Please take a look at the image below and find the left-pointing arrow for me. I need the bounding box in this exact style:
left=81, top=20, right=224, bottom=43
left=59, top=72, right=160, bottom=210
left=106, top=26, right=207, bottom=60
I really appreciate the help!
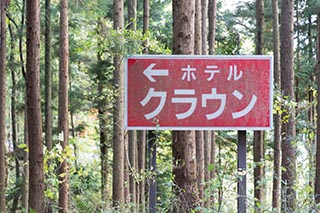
left=143, top=63, right=169, bottom=82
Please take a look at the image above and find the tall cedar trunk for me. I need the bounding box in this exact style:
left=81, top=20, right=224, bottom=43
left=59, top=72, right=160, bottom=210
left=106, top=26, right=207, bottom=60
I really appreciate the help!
left=272, top=0, right=281, bottom=209
left=45, top=0, right=52, bottom=151
left=99, top=108, right=109, bottom=201
left=26, top=0, right=45, bottom=211
left=172, top=1, right=198, bottom=211
left=58, top=0, right=69, bottom=211
left=194, top=0, right=204, bottom=204
left=208, top=0, right=217, bottom=207
left=8, top=22, right=20, bottom=213
left=315, top=12, right=320, bottom=204
left=137, top=1, right=149, bottom=211
left=112, top=0, right=125, bottom=207
left=44, top=0, right=53, bottom=211
left=127, top=0, right=137, bottom=207
left=0, top=1, right=8, bottom=211
left=201, top=0, right=208, bottom=55
left=194, top=0, right=201, bottom=55
left=20, top=1, right=28, bottom=209
left=280, top=0, right=296, bottom=211
left=254, top=0, right=265, bottom=210
left=208, top=0, right=216, bottom=55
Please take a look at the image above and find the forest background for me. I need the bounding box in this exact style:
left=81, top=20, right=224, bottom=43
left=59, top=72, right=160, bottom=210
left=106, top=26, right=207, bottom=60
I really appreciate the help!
left=0, top=0, right=320, bottom=212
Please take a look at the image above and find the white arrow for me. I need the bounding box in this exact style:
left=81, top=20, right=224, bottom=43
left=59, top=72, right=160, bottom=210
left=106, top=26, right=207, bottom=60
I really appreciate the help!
left=143, top=63, right=169, bottom=82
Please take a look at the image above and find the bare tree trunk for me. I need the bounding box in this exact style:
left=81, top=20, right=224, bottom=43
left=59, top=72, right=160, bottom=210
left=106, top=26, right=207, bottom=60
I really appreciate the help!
left=45, top=0, right=52, bottom=151
left=26, top=0, right=45, bottom=211
left=172, top=0, right=198, bottom=211
left=280, top=0, right=296, bottom=211
left=0, top=1, right=9, bottom=211
left=112, top=0, right=125, bottom=207
left=194, top=0, right=201, bottom=55
left=314, top=12, right=320, bottom=204
left=253, top=1, right=265, bottom=210
left=208, top=0, right=216, bottom=55
left=272, top=0, right=281, bottom=210
left=58, top=0, right=69, bottom=211
left=208, top=1, right=217, bottom=207
left=44, top=0, right=53, bottom=211
left=194, top=0, right=203, bottom=205
left=201, top=0, right=208, bottom=55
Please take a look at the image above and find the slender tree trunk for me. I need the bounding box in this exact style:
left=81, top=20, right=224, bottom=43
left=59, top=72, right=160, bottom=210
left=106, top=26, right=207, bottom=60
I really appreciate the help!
left=99, top=107, right=109, bottom=201
left=8, top=22, right=20, bottom=213
left=127, top=1, right=137, bottom=208
left=45, top=0, right=52, bottom=151
left=280, top=0, right=296, bottom=211
left=254, top=0, right=265, bottom=210
left=0, top=1, right=9, bottom=211
left=272, top=0, right=281, bottom=210
left=58, top=0, right=69, bottom=212
left=194, top=0, right=204, bottom=205
left=113, top=0, right=125, bottom=207
left=314, top=12, right=320, bottom=204
left=44, top=0, right=53, bottom=211
left=26, top=0, right=45, bottom=211
left=194, top=0, right=201, bottom=55
left=208, top=1, right=217, bottom=207
left=20, top=1, right=28, bottom=209
left=137, top=1, right=149, bottom=211
left=208, top=0, right=216, bottom=55
left=201, top=0, right=208, bottom=55
left=172, top=1, right=198, bottom=211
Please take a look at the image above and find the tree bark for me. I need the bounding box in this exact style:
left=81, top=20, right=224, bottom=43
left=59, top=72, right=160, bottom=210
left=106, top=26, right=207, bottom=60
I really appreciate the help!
left=58, top=0, right=69, bottom=212
left=172, top=0, right=198, bottom=211
left=45, top=0, right=52, bottom=151
left=26, top=0, right=45, bottom=211
left=272, top=0, right=281, bottom=210
left=208, top=0, right=216, bottom=55
left=112, top=0, right=125, bottom=207
left=254, top=0, right=265, bottom=210
left=315, top=12, right=320, bottom=204
left=280, top=0, right=296, bottom=211
left=0, top=1, right=9, bottom=211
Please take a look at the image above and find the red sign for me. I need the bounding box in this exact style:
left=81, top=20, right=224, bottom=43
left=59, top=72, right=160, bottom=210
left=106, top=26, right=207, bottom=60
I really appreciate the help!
left=125, top=55, right=273, bottom=130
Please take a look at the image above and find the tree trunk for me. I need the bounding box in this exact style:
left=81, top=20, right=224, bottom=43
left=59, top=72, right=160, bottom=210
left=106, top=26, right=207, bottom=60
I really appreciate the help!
left=26, top=0, right=45, bottom=211
left=272, top=0, right=281, bottom=210
left=172, top=0, right=198, bottom=211
left=201, top=0, right=208, bottom=55
left=194, top=0, right=201, bottom=55
left=208, top=1, right=217, bottom=207
left=280, top=0, right=296, bottom=211
left=208, top=0, right=216, bottom=55
left=194, top=0, right=203, bottom=205
left=44, top=0, right=53, bottom=211
left=112, top=0, right=125, bottom=207
left=314, top=12, right=320, bottom=204
left=127, top=1, right=137, bottom=208
left=45, top=0, right=52, bottom=151
left=254, top=0, right=265, bottom=210
left=58, top=0, right=69, bottom=211
left=0, top=1, right=9, bottom=211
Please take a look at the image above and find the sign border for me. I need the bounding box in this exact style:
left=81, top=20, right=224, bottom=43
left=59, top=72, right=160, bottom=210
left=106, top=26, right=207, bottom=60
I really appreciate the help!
left=125, top=55, right=273, bottom=130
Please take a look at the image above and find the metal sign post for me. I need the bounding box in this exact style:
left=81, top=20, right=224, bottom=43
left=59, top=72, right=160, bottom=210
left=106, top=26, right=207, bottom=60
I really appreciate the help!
left=237, top=131, right=247, bottom=213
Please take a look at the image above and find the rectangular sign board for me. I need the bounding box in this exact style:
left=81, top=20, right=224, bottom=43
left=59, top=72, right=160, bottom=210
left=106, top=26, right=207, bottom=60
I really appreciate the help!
left=125, top=55, right=273, bottom=130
